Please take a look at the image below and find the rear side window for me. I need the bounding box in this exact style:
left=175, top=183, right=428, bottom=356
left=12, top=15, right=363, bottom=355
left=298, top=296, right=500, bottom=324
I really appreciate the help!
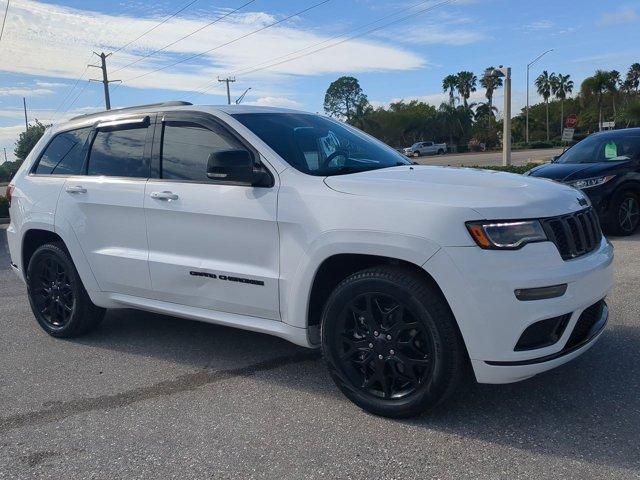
left=35, top=128, right=91, bottom=175
left=161, top=122, right=243, bottom=181
left=88, top=127, right=149, bottom=178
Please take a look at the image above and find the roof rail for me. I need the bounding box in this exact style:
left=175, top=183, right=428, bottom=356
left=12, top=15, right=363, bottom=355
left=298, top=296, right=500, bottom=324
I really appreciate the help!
left=69, top=101, right=193, bottom=121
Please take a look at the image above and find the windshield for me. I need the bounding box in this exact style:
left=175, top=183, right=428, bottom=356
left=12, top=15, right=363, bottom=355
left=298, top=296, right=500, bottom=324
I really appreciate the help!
left=232, top=112, right=411, bottom=176
left=557, top=131, right=640, bottom=164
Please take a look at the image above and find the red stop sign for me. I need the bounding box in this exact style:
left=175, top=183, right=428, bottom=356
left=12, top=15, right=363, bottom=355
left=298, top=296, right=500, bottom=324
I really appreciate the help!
left=565, top=114, right=577, bottom=129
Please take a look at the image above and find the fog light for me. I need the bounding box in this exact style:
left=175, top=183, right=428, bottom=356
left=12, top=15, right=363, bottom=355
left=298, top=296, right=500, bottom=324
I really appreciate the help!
left=514, top=284, right=567, bottom=301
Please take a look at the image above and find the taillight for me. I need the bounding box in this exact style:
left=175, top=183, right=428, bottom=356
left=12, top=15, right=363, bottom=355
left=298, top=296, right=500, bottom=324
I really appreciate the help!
left=5, top=183, right=14, bottom=206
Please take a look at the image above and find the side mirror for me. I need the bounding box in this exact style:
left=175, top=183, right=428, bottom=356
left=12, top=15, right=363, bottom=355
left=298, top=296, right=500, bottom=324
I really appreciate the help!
left=207, top=149, right=254, bottom=184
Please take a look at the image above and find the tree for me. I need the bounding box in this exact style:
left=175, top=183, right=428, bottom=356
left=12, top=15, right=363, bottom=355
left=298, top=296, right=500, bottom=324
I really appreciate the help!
left=625, top=63, right=640, bottom=93
left=14, top=119, right=49, bottom=161
left=479, top=66, right=502, bottom=108
left=442, top=74, right=458, bottom=106
left=581, top=70, right=613, bottom=130
left=550, top=73, right=574, bottom=133
left=474, top=102, right=497, bottom=120
left=455, top=71, right=477, bottom=108
left=535, top=70, right=553, bottom=140
left=323, top=76, right=369, bottom=122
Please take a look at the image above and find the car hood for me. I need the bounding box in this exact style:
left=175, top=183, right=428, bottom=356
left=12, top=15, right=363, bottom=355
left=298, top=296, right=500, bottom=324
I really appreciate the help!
left=324, top=165, right=589, bottom=219
left=528, top=160, right=631, bottom=181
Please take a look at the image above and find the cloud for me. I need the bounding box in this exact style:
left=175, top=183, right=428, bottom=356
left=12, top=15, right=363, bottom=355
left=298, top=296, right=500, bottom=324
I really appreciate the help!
left=521, top=20, right=554, bottom=32
left=244, top=96, right=304, bottom=109
left=0, top=87, right=54, bottom=96
left=386, top=27, right=486, bottom=46
left=598, top=7, right=638, bottom=27
left=1, top=0, right=425, bottom=94
left=35, top=81, right=69, bottom=88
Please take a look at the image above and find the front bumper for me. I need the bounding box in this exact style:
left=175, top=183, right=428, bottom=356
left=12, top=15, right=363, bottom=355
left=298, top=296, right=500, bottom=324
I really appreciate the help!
left=424, top=237, right=614, bottom=384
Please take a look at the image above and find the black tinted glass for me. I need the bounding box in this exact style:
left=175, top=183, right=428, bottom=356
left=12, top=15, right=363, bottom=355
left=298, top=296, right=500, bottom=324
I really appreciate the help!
left=161, top=123, right=240, bottom=181
left=232, top=113, right=410, bottom=176
left=558, top=131, right=640, bottom=164
left=35, top=128, right=91, bottom=175
left=88, top=127, right=148, bottom=177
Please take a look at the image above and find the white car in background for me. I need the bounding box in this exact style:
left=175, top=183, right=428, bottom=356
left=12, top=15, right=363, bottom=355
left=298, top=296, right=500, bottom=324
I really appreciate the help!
left=6, top=102, right=613, bottom=418
left=403, top=141, right=447, bottom=157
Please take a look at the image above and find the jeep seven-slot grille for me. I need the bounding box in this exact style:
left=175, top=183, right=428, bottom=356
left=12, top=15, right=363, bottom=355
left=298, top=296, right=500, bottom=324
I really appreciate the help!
left=541, top=208, right=602, bottom=260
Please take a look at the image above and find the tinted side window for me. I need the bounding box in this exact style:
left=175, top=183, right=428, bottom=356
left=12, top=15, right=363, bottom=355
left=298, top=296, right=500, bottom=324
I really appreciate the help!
left=35, top=128, right=91, bottom=175
left=161, top=122, right=241, bottom=181
left=88, top=127, right=149, bottom=178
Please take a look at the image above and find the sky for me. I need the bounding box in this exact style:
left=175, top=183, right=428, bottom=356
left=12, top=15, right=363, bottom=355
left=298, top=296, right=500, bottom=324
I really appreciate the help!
left=0, top=0, right=638, bottom=161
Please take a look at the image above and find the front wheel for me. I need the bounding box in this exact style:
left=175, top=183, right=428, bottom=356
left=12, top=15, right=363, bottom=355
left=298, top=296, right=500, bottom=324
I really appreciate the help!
left=321, top=266, right=467, bottom=418
left=608, top=189, right=640, bottom=236
left=26, top=242, right=105, bottom=337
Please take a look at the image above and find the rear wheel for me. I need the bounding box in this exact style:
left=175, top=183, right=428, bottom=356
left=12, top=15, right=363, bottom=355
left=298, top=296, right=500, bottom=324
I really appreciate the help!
left=26, top=242, right=105, bottom=337
left=437, top=149, right=445, bottom=155
left=608, top=189, right=640, bottom=236
left=321, top=266, right=467, bottom=418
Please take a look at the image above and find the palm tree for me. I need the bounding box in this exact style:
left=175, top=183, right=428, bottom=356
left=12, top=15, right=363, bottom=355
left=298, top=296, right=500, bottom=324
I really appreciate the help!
left=442, top=75, right=458, bottom=106
left=474, top=102, right=498, bottom=120
left=550, top=73, right=574, bottom=133
left=455, top=71, right=477, bottom=108
left=626, top=63, right=640, bottom=93
left=607, top=70, right=621, bottom=117
left=581, top=70, right=612, bottom=130
left=535, top=70, right=553, bottom=140
left=479, top=66, right=502, bottom=108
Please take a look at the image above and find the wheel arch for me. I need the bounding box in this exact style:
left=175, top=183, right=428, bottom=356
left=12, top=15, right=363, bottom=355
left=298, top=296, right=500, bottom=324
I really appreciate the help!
left=306, top=253, right=454, bottom=344
left=20, top=225, right=101, bottom=296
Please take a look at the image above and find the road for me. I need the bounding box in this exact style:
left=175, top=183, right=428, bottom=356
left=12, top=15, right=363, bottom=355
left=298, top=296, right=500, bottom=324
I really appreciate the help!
left=1, top=229, right=639, bottom=479
left=414, top=147, right=564, bottom=167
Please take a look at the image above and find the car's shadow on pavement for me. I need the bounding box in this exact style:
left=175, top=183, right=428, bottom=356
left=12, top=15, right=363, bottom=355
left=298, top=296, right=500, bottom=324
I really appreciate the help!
left=73, top=308, right=640, bottom=472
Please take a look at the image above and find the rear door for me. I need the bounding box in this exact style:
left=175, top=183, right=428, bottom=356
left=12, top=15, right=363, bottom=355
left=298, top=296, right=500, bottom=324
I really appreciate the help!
left=57, top=115, right=154, bottom=297
left=144, top=111, right=280, bottom=320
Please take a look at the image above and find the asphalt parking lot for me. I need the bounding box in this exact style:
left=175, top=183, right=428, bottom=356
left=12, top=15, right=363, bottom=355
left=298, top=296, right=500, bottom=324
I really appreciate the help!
left=1, top=230, right=639, bottom=479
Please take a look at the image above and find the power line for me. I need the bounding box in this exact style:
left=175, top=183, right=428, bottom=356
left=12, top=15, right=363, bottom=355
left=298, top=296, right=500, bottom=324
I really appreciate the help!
left=111, top=0, right=200, bottom=55
left=121, top=0, right=331, bottom=85
left=111, top=0, right=257, bottom=75
left=191, top=0, right=454, bottom=99
left=0, top=0, right=10, bottom=44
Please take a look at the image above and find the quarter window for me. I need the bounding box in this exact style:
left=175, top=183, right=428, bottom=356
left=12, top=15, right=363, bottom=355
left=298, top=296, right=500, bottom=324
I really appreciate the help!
left=161, top=122, right=243, bottom=181
left=88, top=127, right=149, bottom=178
left=35, top=128, right=91, bottom=175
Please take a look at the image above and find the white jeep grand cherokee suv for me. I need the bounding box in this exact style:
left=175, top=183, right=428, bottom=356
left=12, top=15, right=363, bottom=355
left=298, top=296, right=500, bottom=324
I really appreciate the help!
left=7, top=102, right=614, bottom=418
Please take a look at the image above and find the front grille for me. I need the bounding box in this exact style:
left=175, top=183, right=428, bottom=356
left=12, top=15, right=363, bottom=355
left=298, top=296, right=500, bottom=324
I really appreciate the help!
left=541, top=207, right=602, bottom=260
left=566, top=299, right=606, bottom=349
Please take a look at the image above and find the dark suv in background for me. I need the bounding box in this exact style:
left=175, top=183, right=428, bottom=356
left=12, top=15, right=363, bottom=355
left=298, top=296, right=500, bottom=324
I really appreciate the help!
left=527, top=128, right=640, bottom=235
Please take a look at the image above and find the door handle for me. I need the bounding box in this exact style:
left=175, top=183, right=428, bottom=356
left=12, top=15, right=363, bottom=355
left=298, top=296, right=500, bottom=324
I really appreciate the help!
left=65, top=185, right=87, bottom=194
left=150, top=191, right=179, bottom=201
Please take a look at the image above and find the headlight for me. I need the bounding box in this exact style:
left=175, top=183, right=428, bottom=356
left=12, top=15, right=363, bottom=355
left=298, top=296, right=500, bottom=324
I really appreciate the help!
left=566, top=175, right=615, bottom=189
left=466, top=220, right=547, bottom=250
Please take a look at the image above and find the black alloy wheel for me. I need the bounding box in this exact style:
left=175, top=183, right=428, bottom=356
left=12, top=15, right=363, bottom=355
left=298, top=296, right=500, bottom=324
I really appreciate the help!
left=335, top=292, right=434, bottom=400
left=26, top=242, right=105, bottom=337
left=322, top=266, right=467, bottom=418
left=31, top=253, right=75, bottom=329
left=609, top=189, right=640, bottom=236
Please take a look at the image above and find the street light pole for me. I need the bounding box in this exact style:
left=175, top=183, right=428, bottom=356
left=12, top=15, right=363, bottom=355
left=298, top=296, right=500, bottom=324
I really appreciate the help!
left=503, top=66, right=511, bottom=166
left=526, top=49, right=553, bottom=144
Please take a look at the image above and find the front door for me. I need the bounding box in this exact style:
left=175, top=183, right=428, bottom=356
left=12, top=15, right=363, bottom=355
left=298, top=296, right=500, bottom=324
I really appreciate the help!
left=144, top=111, right=280, bottom=320
left=57, top=116, right=154, bottom=297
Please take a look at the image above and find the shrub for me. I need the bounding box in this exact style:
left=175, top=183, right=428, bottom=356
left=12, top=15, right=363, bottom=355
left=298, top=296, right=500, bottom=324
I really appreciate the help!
left=469, top=162, right=541, bottom=175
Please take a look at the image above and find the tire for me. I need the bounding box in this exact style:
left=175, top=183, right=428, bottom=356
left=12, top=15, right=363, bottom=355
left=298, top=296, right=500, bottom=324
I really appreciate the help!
left=437, top=149, right=445, bottom=155
left=26, top=242, right=105, bottom=338
left=607, top=188, right=640, bottom=236
left=412, top=151, right=420, bottom=158
left=321, top=266, right=467, bottom=418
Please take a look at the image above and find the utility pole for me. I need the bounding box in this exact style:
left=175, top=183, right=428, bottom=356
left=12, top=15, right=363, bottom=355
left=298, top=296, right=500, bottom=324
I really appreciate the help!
left=218, top=77, right=236, bottom=105
left=89, top=52, right=121, bottom=110
left=3, top=148, right=7, bottom=163
left=23, top=97, right=27, bottom=129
